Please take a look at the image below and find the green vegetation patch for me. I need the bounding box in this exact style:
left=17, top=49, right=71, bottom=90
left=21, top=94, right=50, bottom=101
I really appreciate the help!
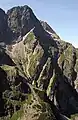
left=47, top=72, right=56, bottom=96
left=75, top=59, right=78, bottom=72
left=24, top=31, right=35, bottom=44
left=10, top=109, right=23, bottom=120
left=71, top=113, right=78, bottom=120
left=28, top=49, right=43, bottom=77
left=58, top=53, right=65, bottom=64
left=0, top=65, right=16, bottom=77
left=64, top=45, right=74, bottom=61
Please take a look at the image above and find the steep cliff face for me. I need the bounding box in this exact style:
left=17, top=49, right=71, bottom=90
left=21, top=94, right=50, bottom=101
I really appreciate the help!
left=0, top=5, right=78, bottom=120
left=0, top=9, right=8, bottom=43
left=7, top=6, right=36, bottom=41
left=7, top=5, right=46, bottom=43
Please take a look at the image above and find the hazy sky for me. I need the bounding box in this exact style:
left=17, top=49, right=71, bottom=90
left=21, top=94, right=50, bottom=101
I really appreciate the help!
left=0, top=0, right=78, bottom=48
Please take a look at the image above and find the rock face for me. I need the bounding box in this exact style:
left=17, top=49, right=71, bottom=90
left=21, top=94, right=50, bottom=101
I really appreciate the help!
left=40, top=21, right=60, bottom=40
left=0, top=5, right=78, bottom=120
left=0, top=5, right=45, bottom=44
left=0, top=9, right=8, bottom=43
left=7, top=5, right=37, bottom=41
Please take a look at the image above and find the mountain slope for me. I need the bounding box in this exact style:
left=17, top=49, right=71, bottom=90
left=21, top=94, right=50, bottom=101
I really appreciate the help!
left=0, top=5, right=78, bottom=120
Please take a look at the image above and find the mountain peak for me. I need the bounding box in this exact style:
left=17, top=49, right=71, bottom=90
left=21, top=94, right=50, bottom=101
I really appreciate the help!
left=7, top=5, right=32, bottom=15
left=0, top=5, right=60, bottom=44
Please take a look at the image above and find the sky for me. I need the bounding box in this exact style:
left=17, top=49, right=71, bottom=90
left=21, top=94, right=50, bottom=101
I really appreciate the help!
left=0, top=0, right=78, bottom=48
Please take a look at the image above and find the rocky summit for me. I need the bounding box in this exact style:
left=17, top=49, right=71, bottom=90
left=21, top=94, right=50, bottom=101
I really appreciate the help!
left=0, top=5, right=78, bottom=120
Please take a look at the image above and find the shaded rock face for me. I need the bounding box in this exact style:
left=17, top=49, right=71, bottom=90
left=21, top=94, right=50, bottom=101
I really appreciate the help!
left=40, top=21, right=55, bottom=33
left=7, top=6, right=36, bottom=40
left=0, top=5, right=78, bottom=120
left=7, top=5, right=45, bottom=43
left=0, top=9, right=8, bottom=43
left=40, top=21, right=60, bottom=40
left=0, top=5, right=45, bottom=44
left=0, top=68, right=9, bottom=117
